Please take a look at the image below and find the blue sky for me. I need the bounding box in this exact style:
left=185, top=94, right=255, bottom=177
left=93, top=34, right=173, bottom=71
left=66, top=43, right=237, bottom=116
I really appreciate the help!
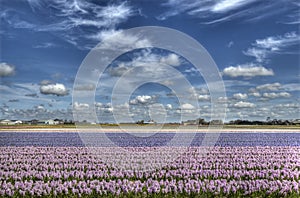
left=0, top=0, right=299, bottom=122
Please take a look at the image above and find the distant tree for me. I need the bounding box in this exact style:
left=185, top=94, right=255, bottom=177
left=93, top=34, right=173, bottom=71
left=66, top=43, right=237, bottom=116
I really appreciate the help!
left=210, top=120, right=223, bottom=125
left=199, top=118, right=207, bottom=125
left=136, top=120, right=144, bottom=124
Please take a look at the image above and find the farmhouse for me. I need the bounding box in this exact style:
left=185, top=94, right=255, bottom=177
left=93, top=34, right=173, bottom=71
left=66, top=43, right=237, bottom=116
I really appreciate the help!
left=0, top=119, right=14, bottom=125
left=0, top=119, right=23, bottom=125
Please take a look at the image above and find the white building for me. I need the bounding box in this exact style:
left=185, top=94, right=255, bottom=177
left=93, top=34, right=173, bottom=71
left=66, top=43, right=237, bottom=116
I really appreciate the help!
left=0, top=119, right=14, bottom=125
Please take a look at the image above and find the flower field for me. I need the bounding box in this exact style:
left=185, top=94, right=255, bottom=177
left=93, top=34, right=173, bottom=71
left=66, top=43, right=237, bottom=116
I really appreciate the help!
left=1, top=143, right=300, bottom=197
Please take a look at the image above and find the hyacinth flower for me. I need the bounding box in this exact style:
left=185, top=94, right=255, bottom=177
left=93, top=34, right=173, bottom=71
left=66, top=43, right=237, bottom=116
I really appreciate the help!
left=0, top=146, right=299, bottom=197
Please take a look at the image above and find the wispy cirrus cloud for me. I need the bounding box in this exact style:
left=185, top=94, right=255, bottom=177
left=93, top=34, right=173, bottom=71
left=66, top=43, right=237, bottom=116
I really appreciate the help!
left=157, top=0, right=294, bottom=24
left=244, top=32, right=300, bottom=62
left=280, top=1, right=300, bottom=24
left=33, top=42, right=58, bottom=49
left=158, top=0, right=256, bottom=21
left=211, top=0, right=254, bottom=13
left=1, top=1, right=136, bottom=49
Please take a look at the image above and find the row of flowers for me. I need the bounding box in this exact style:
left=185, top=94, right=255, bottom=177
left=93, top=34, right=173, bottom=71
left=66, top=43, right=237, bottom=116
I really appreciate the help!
left=0, top=146, right=299, bottom=197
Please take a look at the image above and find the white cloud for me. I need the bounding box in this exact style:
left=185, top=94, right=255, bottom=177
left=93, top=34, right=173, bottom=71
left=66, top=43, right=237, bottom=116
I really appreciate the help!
left=52, top=1, right=133, bottom=28
left=166, top=104, right=172, bottom=109
left=227, top=41, right=234, bottom=48
left=248, top=82, right=285, bottom=98
left=212, top=0, right=254, bottom=13
left=276, top=103, right=299, bottom=108
left=233, top=101, right=255, bottom=108
left=158, top=0, right=289, bottom=24
left=281, top=83, right=300, bottom=91
left=189, top=87, right=209, bottom=95
left=233, top=93, right=248, bottom=100
left=177, top=103, right=198, bottom=117
left=96, top=2, right=133, bottom=26
left=95, top=102, right=114, bottom=113
left=0, top=105, right=74, bottom=120
left=256, top=82, right=281, bottom=91
left=5, top=1, right=136, bottom=49
left=160, top=53, right=181, bottom=66
left=107, top=51, right=182, bottom=80
left=262, top=92, right=291, bottom=99
left=180, top=103, right=195, bottom=110
left=198, top=94, right=210, bottom=101
left=217, top=96, right=229, bottom=103
left=40, top=83, right=69, bottom=96
left=130, top=95, right=153, bottom=105
left=93, top=29, right=152, bottom=51
left=243, top=48, right=267, bottom=63
left=249, top=92, right=261, bottom=97
left=244, top=32, right=300, bottom=62
left=73, top=102, right=89, bottom=110
left=39, top=80, right=53, bottom=85
left=33, top=42, right=57, bottom=48
left=223, top=63, right=274, bottom=78
left=0, top=63, right=15, bottom=77
left=254, top=32, right=298, bottom=50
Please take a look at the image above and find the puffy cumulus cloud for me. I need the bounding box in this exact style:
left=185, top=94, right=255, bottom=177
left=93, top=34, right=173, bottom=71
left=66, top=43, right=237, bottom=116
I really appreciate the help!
left=217, top=96, right=229, bottom=103
left=160, top=53, right=181, bottom=66
left=249, top=92, right=261, bottom=97
left=95, top=103, right=113, bottom=113
left=108, top=51, right=181, bottom=78
left=223, top=63, right=274, bottom=78
left=256, top=82, right=281, bottom=91
left=166, top=104, right=172, bottom=109
left=276, top=103, right=299, bottom=108
left=0, top=63, right=15, bottom=77
left=0, top=106, right=73, bottom=120
left=180, top=103, right=195, bottom=110
left=189, top=87, right=209, bottom=95
left=198, top=94, right=210, bottom=101
left=73, top=102, right=89, bottom=110
left=40, top=83, right=69, bottom=96
left=248, top=82, right=283, bottom=98
left=93, top=29, right=152, bottom=51
left=262, top=92, right=291, bottom=99
left=177, top=103, right=198, bottom=116
left=130, top=95, right=154, bottom=105
left=233, top=93, right=248, bottom=100
left=233, top=101, right=255, bottom=108
left=188, top=87, right=210, bottom=101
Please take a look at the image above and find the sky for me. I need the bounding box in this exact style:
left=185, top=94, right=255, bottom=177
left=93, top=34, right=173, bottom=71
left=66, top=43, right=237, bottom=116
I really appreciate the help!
left=0, top=0, right=299, bottom=123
